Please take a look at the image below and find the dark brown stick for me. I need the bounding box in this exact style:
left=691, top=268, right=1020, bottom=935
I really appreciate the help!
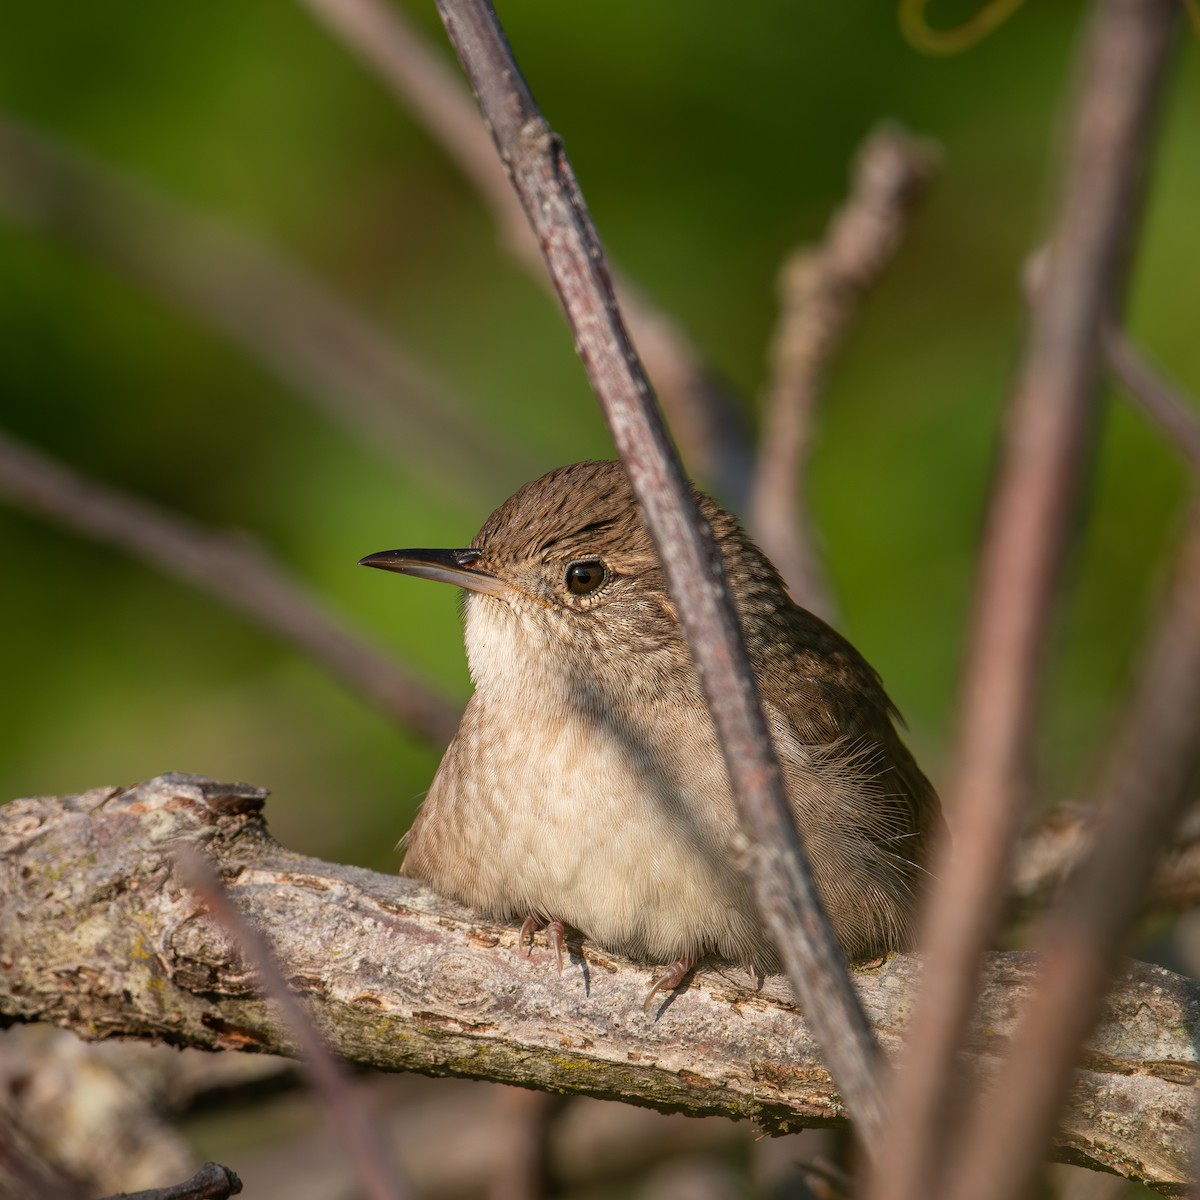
left=750, top=124, right=938, bottom=616
left=294, top=0, right=754, bottom=505
left=946, top=498, right=1200, bottom=1200
left=428, top=0, right=886, bottom=1145
left=1005, top=343, right=1200, bottom=923
left=872, top=3, right=1178, bottom=1199
left=175, top=851, right=409, bottom=1200
left=98, top=1162, right=242, bottom=1200
left=0, top=110, right=521, bottom=505
left=0, top=429, right=460, bottom=745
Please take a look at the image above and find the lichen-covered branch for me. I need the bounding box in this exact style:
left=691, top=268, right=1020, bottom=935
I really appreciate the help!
left=0, top=775, right=1194, bottom=1193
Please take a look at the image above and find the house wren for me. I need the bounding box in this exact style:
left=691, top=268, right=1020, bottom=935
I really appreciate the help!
left=361, top=460, right=939, bottom=1003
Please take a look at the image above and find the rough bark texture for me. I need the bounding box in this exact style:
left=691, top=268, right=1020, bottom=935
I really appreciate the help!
left=0, top=775, right=1195, bottom=1192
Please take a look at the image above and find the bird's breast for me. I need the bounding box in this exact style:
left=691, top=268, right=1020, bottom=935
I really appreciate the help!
left=402, top=679, right=764, bottom=965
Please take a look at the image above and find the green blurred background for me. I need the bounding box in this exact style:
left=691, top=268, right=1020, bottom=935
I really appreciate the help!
left=1, top=0, right=1196, bottom=876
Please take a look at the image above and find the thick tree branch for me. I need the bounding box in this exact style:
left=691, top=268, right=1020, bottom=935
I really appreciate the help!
left=0, top=775, right=1194, bottom=1194
left=428, top=0, right=886, bottom=1143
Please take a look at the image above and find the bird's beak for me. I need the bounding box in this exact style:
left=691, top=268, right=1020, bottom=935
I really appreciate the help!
left=357, top=547, right=508, bottom=596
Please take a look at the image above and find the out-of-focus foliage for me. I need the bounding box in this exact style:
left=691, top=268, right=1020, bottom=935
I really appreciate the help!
left=0, top=1, right=1196, bottom=870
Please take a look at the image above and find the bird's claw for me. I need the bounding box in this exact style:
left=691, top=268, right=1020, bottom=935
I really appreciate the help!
left=518, top=916, right=566, bottom=974
left=643, top=956, right=696, bottom=1013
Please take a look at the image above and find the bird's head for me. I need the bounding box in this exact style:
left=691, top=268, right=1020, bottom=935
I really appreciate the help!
left=360, top=460, right=775, bottom=700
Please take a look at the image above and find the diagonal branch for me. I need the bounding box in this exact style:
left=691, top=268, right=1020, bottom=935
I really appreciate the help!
left=873, top=2, right=1179, bottom=1197
left=0, top=110, right=522, bottom=505
left=427, top=0, right=886, bottom=1144
left=0, top=429, right=460, bottom=745
left=0, top=774, right=1194, bottom=1194
left=1105, top=324, right=1200, bottom=474
left=1025, top=249, right=1200, bottom=475
left=294, top=0, right=754, bottom=505
left=177, top=853, right=409, bottom=1200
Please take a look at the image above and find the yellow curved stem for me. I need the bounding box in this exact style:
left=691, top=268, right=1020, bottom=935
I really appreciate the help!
left=899, top=0, right=1028, bottom=55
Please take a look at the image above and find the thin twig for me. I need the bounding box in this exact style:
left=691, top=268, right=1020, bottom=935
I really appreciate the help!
left=428, top=0, right=886, bottom=1147
left=0, top=110, right=522, bottom=506
left=1008, top=322, right=1200, bottom=920
left=1105, top=323, right=1200, bottom=473
left=872, top=3, right=1178, bottom=1199
left=946, top=492, right=1200, bottom=1200
left=1026, top=249, right=1200, bottom=474
left=97, top=1162, right=242, bottom=1200
left=294, top=0, right=755, bottom=505
left=750, top=123, right=938, bottom=617
left=0, top=429, right=460, bottom=744
left=174, top=850, right=410, bottom=1200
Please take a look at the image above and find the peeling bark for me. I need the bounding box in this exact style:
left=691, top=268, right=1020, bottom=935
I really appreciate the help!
left=1, top=775, right=1195, bottom=1193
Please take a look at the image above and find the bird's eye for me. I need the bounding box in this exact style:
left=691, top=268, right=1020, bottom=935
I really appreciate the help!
left=564, top=559, right=608, bottom=597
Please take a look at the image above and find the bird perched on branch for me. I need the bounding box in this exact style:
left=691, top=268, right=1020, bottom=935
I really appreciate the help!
left=361, top=460, right=940, bottom=1005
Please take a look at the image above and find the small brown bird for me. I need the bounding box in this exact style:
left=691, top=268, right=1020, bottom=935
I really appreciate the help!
left=361, top=460, right=939, bottom=1003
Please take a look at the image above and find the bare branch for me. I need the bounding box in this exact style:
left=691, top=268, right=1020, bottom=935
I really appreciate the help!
left=1025, top=249, right=1200, bottom=474
left=176, top=852, right=409, bottom=1200
left=750, top=123, right=938, bottom=616
left=946, top=496, right=1200, bottom=1200
left=1105, top=324, right=1200, bottom=473
left=294, top=0, right=754, bottom=504
left=873, top=3, right=1179, bottom=1197
left=97, top=1163, right=242, bottom=1200
left=0, top=429, right=460, bottom=745
left=0, top=110, right=522, bottom=506
left=1, top=774, right=1195, bottom=1193
left=427, top=0, right=887, bottom=1143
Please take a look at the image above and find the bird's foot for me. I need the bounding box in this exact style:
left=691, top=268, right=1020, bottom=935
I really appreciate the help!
left=518, top=916, right=566, bottom=975
left=644, top=956, right=697, bottom=1013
